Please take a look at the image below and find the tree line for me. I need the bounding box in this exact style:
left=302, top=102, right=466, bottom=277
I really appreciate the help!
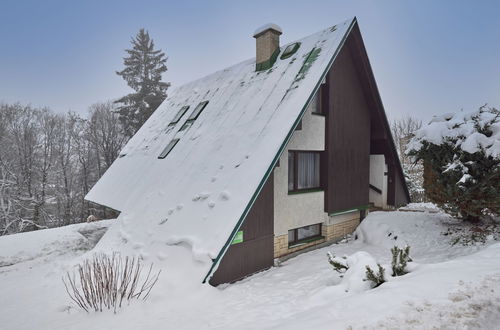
left=0, top=102, right=126, bottom=234
left=0, top=28, right=169, bottom=235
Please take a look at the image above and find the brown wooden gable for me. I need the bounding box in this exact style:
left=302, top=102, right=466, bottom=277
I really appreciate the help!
left=324, top=22, right=410, bottom=212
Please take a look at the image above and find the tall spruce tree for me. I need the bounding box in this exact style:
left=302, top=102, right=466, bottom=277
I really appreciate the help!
left=116, top=29, right=170, bottom=137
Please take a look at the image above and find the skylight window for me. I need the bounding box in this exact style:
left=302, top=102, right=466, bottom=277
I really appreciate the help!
left=280, top=42, right=300, bottom=60
left=158, top=138, right=179, bottom=159
left=187, top=101, right=209, bottom=121
left=180, top=101, right=209, bottom=131
left=169, top=106, right=190, bottom=125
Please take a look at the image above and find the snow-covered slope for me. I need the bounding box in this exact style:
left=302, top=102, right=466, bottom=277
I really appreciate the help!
left=1, top=210, right=499, bottom=329
left=85, top=19, right=355, bottom=275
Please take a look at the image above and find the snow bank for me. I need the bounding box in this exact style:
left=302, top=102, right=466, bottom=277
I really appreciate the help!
left=338, top=251, right=381, bottom=293
left=0, top=220, right=114, bottom=267
left=2, top=210, right=500, bottom=329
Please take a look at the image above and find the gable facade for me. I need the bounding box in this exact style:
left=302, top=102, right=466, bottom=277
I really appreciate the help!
left=85, top=18, right=409, bottom=287
left=209, top=26, right=409, bottom=285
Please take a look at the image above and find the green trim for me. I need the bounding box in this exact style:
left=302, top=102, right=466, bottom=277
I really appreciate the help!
left=288, top=235, right=325, bottom=248
left=202, top=18, right=357, bottom=284
left=231, top=231, right=243, bottom=245
left=328, top=204, right=370, bottom=216
left=255, top=48, right=280, bottom=71
left=288, top=188, right=324, bottom=195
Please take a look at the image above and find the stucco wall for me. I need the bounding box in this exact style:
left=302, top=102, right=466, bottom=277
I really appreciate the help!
left=273, top=99, right=328, bottom=236
left=369, top=154, right=388, bottom=208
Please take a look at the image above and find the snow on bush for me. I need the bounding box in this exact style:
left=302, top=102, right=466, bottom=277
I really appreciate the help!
left=407, top=106, right=500, bottom=221
left=62, top=253, right=161, bottom=313
left=328, top=251, right=384, bottom=293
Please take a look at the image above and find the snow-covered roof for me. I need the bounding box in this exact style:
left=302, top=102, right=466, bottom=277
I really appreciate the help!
left=253, top=23, right=282, bottom=37
left=86, top=18, right=356, bottom=280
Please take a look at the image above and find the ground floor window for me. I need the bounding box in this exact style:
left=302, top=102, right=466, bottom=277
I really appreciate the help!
left=288, top=223, right=322, bottom=246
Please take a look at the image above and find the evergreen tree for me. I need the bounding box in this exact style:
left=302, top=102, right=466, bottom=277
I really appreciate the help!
left=408, top=106, right=500, bottom=222
left=116, top=29, right=170, bottom=137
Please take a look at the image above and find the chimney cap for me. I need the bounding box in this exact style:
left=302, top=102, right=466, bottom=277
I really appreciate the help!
left=253, top=23, right=282, bottom=38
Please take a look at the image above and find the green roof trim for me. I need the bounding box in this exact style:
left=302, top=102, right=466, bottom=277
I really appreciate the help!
left=328, top=204, right=370, bottom=216
left=202, top=18, right=358, bottom=284
left=255, top=48, right=280, bottom=71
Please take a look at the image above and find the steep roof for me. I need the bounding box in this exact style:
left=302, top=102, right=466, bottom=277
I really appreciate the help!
left=86, top=18, right=356, bottom=279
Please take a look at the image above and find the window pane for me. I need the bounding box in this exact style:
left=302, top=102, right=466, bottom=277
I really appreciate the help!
left=170, top=106, right=189, bottom=125
left=297, top=224, right=320, bottom=240
left=288, top=230, right=295, bottom=243
left=311, top=92, right=322, bottom=114
left=158, top=138, right=179, bottom=159
left=297, top=152, right=320, bottom=189
left=188, top=101, right=209, bottom=121
left=288, top=152, right=294, bottom=191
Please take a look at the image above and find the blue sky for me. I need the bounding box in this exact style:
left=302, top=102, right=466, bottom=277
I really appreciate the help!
left=0, top=0, right=499, bottom=121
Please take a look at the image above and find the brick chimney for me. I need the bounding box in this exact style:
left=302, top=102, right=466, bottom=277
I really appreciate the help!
left=253, top=23, right=282, bottom=71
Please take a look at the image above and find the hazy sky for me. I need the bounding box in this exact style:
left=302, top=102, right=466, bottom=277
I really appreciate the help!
left=1, top=0, right=499, bottom=121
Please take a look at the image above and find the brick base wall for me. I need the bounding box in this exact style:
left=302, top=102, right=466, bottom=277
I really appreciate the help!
left=274, top=217, right=360, bottom=259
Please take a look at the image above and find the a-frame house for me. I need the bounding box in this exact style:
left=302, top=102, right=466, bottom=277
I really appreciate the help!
left=86, top=18, right=410, bottom=285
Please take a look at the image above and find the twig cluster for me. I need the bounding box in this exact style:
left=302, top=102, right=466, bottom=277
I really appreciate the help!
left=62, top=253, right=161, bottom=313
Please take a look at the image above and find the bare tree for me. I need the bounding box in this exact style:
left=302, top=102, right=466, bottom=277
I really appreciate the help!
left=0, top=101, right=126, bottom=236
left=391, top=116, right=425, bottom=202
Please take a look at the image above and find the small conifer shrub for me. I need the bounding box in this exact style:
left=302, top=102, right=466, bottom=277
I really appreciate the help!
left=391, top=245, right=412, bottom=276
left=365, top=264, right=386, bottom=288
left=327, top=252, right=348, bottom=277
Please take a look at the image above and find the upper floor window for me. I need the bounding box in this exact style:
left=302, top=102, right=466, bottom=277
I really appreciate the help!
left=311, top=89, right=323, bottom=115
left=288, top=150, right=322, bottom=193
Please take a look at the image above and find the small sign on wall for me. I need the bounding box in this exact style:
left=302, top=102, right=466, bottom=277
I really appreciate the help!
left=231, top=231, right=244, bottom=245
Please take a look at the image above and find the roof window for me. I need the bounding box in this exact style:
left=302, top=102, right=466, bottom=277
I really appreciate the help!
left=280, top=42, right=300, bottom=60
left=187, top=101, right=209, bottom=121
left=158, top=138, right=180, bottom=159
left=170, top=106, right=190, bottom=125
left=180, top=101, right=209, bottom=131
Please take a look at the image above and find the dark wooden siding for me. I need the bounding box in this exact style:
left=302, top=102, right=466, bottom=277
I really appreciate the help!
left=209, top=173, right=274, bottom=285
left=324, top=37, right=371, bottom=213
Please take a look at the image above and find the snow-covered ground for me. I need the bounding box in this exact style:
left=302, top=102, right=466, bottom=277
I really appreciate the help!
left=1, top=207, right=499, bottom=329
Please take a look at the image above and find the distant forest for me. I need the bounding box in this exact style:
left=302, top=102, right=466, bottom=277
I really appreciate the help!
left=0, top=102, right=126, bottom=235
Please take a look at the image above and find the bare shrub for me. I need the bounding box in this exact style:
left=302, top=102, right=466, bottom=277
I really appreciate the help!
left=62, top=253, right=161, bottom=313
